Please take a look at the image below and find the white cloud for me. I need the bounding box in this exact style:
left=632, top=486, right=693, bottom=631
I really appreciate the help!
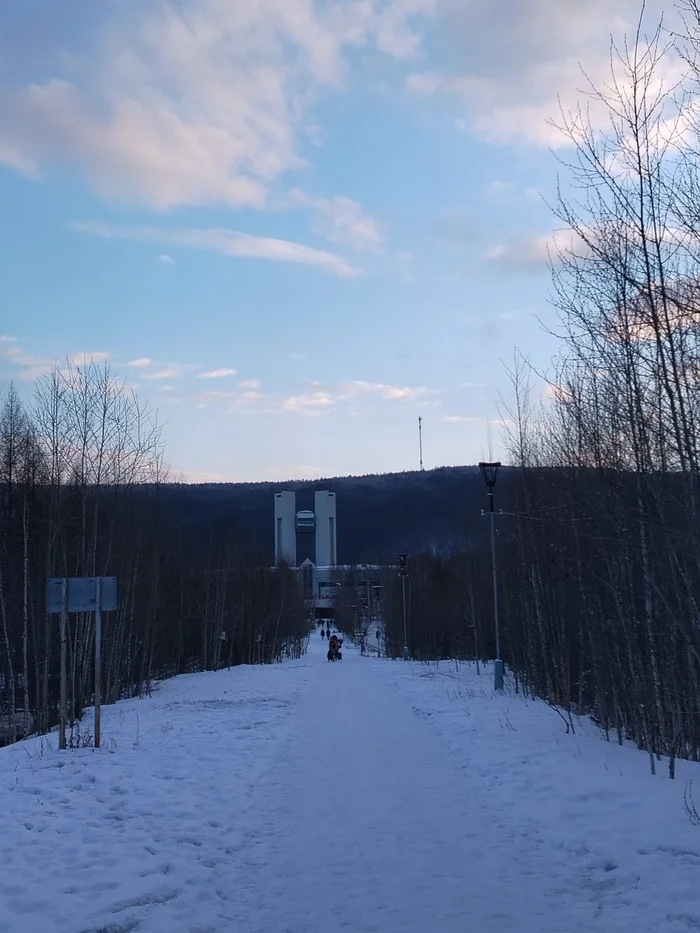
left=280, top=379, right=437, bottom=414
left=125, top=357, right=153, bottom=368
left=407, top=0, right=675, bottom=147
left=122, top=359, right=197, bottom=381
left=0, top=1, right=435, bottom=209
left=481, top=230, right=585, bottom=271
left=287, top=188, right=383, bottom=253
left=482, top=236, right=552, bottom=267
left=142, top=365, right=196, bottom=381
left=0, top=340, right=111, bottom=382
left=0, top=339, right=51, bottom=382
left=70, top=350, right=109, bottom=365
left=177, top=374, right=438, bottom=417
left=158, top=254, right=175, bottom=265
left=342, top=380, right=432, bottom=400
left=0, top=141, right=39, bottom=178
left=71, top=221, right=361, bottom=277
left=197, top=368, right=237, bottom=380
left=443, top=415, right=477, bottom=423
left=282, top=391, right=336, bottom=414
left=194, top=388, right=266, bottom=410
left=175, top=469, right=230, bottom=484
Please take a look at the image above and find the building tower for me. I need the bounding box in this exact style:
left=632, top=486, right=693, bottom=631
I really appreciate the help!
left=274, top=491, right=297, bottom=566
left=314, top=490, right=337, bottom=567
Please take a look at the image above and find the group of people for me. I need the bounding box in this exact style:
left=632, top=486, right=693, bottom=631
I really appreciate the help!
left=318, top=622, right=343, bottom=660
left=320, top=628, right=342, bottom=647
left=327, top=632, right=342, bottom=660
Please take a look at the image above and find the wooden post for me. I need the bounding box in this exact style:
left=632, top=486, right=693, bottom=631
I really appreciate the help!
left=59, top=579, right=67, bottom=751
left=94, top=576, right=102, bottom=749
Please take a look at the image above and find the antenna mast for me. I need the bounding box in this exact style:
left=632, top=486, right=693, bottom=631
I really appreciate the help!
left=418, top=416, right=424, bottom=471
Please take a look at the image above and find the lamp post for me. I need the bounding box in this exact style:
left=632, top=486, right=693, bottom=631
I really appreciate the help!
left=334, top=581, right=342, bottom=629
left=478, top=462, right=503, bottom=691
left=373, top=585, right=383, bottom=655
left=399, top=553, right=409, bottom=660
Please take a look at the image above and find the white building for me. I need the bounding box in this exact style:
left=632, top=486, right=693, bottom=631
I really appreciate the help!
left=314, top=490, right=337, bottom=567
left=273, top=490, right=384, bottom=623
left=273, top=489, right=337, bottom=568
left=274, top=491, right=297, bottom=566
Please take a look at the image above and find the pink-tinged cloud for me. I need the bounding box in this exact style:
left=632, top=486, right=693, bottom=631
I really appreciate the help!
left=0, top=1, right=435, bottom=209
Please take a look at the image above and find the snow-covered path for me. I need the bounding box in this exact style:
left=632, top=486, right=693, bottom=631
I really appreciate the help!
left=234, top=639, right=590, bottom=932
left=2, top=637, right=700, bottom=932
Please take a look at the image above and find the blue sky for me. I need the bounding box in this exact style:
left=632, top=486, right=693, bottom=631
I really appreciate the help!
left=0, top=0, right=668, bottom=481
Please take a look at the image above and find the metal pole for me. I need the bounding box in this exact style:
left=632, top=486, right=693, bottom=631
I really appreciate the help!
left=489, top=494, right=504, bottom=690
left=94, top=576, right=102, bottom=749
left=59, top=580, right=67, bottom=751
left=402, top=571, right=409, bottom=660
left=419, top=416, right=423, bottom=471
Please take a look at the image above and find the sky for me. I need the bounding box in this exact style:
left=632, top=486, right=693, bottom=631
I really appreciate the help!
left=0, top=0, right=674, bottom=482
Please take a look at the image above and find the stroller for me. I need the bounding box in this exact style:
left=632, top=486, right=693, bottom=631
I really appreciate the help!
left=327, top=635, right=342, bottom=661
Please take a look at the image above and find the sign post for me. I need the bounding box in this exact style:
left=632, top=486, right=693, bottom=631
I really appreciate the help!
left=59, top=579, right=68, bottom=751
left=94, top=576, right=102, bottom=749
left=46, top=576, right=117, bottom=750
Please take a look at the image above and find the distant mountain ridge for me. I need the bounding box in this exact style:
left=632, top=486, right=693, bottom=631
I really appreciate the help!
left=164, top=465, right=516, bottom=564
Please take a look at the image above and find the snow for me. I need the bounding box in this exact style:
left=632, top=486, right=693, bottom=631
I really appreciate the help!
left=2, top=637, right=700, bottom=932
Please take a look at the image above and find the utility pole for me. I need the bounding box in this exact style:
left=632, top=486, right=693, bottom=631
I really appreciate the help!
left=479, top=462, right=503, bottom=690
left=59, top=579, right=67, bottom=751
left=399, top=553, right=409, bottom=660
left=94, top=576, right=102, bottom=749
left=418, top=417, right=423, bottom=471
left=488, top=500, right=502, bottom=689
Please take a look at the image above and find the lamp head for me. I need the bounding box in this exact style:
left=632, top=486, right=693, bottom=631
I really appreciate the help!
left=478, top=461, right=501, bottom=490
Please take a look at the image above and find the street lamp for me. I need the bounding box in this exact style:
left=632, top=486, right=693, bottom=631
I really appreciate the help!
left=479, top=461, right=503, bottom=691
left=398, top=553, right=409, bottom=660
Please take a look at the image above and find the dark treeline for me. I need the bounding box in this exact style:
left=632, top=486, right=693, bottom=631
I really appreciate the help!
left=0, top=361, right=306, bottom=745
left=383, top=6, right=700, bottom=777
left=165, top=465, right=513, bottom=563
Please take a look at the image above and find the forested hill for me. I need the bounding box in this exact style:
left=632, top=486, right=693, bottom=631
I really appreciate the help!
left=164, top=465, right=517, bottom=564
